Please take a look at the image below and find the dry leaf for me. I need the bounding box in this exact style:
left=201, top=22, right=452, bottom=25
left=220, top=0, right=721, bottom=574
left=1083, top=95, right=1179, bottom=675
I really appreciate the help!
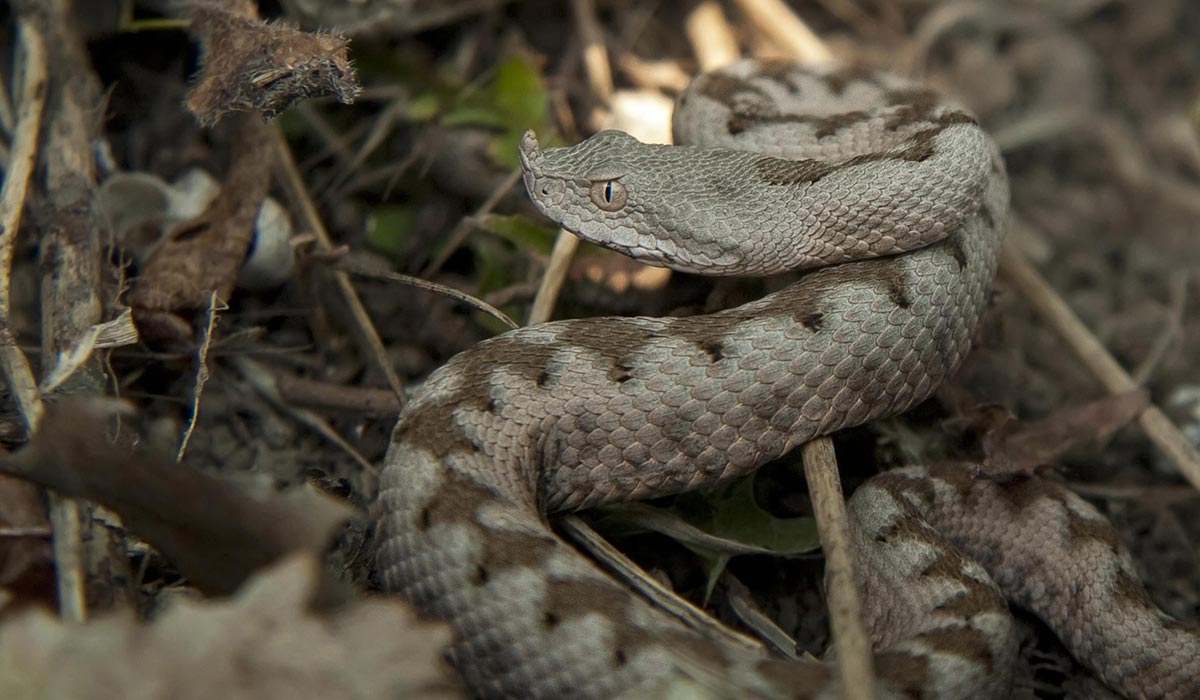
left=0, top=399, right=352, bottom=598
left=0, top=553, right=463, bottom=700
left=128, top=116, right=271, bottom=346
left=953, top=391, right=1150, bottom=478
left=184, top=1, right=360, bottom=126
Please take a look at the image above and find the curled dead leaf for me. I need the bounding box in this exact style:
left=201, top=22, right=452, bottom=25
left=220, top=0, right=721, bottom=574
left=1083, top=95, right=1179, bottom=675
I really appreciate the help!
left=0, top=398, right=353, bottom=599
left=0, top=553, right=463, bottom=700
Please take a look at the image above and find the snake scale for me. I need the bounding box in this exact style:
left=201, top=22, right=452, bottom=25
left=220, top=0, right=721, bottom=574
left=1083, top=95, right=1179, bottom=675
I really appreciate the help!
left=375, top=60, right=1200, bottom=700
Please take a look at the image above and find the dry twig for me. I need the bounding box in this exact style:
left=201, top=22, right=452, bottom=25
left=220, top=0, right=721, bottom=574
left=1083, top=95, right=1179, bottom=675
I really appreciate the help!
left=270, top=125, right=407, bottom=399
left=1000, top=247, right=1200, bottom=490
left=0, top=19, right=47, bottom=431
left=687, top=6, right=874, bottom=697
left=15, top=0, right=117, bottom=624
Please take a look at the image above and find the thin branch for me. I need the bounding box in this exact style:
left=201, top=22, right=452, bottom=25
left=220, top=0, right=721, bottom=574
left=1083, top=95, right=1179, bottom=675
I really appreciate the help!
left=340, top=259, right=518, bottom=331
left=527, top=229, right=579, bottom=325
left=0, top=18, right=47, bottom=431
left=421, top=167, right=522, bottom=278
left=270, top=125, right=407, bottom=400
left=733, top=0, right=835, bottom=63
left=686, top=2, right=741, bottom=72
left=687, top=6, right=873, bottom=698
left=802, top=439, right=876, bottom=699
left=1000, top=246, right=1200, bottom=490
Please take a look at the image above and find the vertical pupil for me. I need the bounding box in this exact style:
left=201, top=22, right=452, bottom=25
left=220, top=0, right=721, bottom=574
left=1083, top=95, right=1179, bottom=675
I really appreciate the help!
left=604, top=182, right=613, bottom=202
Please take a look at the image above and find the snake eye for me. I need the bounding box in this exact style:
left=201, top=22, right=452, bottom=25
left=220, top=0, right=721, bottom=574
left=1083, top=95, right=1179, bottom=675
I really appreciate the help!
left=589, top=179, right=627, bottom=211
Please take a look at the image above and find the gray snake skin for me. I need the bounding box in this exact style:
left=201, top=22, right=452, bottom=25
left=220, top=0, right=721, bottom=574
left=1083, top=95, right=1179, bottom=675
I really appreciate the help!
left=375, top=61, right=1199, bottom=700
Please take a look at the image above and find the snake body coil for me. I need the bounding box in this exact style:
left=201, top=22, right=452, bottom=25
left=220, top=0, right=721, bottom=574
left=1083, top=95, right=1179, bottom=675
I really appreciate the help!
left=375, top=61, right=1199, bottom=700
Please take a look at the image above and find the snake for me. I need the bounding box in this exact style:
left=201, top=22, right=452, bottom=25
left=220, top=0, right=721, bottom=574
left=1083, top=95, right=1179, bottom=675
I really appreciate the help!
left=374, top=60, right=1199, bottom=700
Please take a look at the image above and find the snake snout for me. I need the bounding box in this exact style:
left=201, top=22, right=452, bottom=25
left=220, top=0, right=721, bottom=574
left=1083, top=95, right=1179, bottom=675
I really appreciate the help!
left=519, top=130, right=542, bottom=170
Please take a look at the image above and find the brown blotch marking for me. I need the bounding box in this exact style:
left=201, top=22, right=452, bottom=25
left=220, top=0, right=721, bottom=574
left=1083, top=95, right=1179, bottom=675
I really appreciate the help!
left=884, top=87, right=941, bottom=109
left=946, top=235, right=968, bottom=270
left=482, top=519, right=560, bottom=573
left=811, top=111, right=870, bottom=138
left=752, top=109, right=976, bottom=189
left=471, top=565, right=490, bottom=586
left=543, top=577, right=656, bottom=661
left=938, top=109, right=980, bottom=126
left=924, top=461, right=983, bottom=502
left=558, top=317, right=658, bottom=352
left=874, top=649, right=932, bottom=700
left=399, top=410, right=484, bottom=456
left=613, top=649, right=628, bottom=667
left=1065, top=507, right=1124, bottom=557
left=890, top=110, right=978, bottom=164
left=886, top=277, right=911, bottom=309
left=415, top=468, right=494, bottom=533
left=821, top=65, right=880, bottom=94
left=754, top=156, right=835, bottom=185
left=978, top=200, right=998, bottom=232
left=418, top=507, right=432, bottom=531
left=485, top=398, right=500, bottom=414
left=877, top=470, right=939, bottom=507
left=535, top=369, right=552, bottom=387
left=983, top=469, right=1071, bottom=514
left=395, top=333, right=559, bottom=456
left=33, top=80, right=46, bottom=100
left=753, top=58, right=804, bottom=92
left=557, top=317, right=663, bottom=384
left=699, top=339, right=725, bottom=362
left=725, top=105, right=782, bottom=136
left=800, top=312, right=824, bottom=332
left=880, top=89, right=942, bottom=130
left=608, top=358, right=635, bottom=384
left=666, top=628, right=733, bottom=674
left=542, top=610, right=560, bottom=629
left=873, top=521, right=902, bottom=543
left=920, top=552, right=1007, bottom=622
left=751, top=658, right=832, bottom=696
left=696, top=72, right=773, bottom=111
left=914, top=625, right=997, bottom=673
left=1110, top=565, right=1164, bottom=618
left=416, top=466, right=557, bottom=581
left=853, top=260, right=913, bottom=311
left=929, top=464, right=1143, bottom=603
left=696, top=71, right=777, bottom=136
left=728, top=111, right=868, bottom=139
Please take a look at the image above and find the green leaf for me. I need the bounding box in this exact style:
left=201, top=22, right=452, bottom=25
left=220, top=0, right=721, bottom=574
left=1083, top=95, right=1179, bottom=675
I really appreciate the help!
left=598, top=474, right=819, bottom=603
left=474, top=214, right=558, bottom=257
left=406, top=93, right=443, bottom=122
left=679, top=476, right=819, bottom=556
left=491, top=56, right=549, bottom=127
left=441, top=105, right=509, bottom=130
left=365, top=205, right=415, bottom=256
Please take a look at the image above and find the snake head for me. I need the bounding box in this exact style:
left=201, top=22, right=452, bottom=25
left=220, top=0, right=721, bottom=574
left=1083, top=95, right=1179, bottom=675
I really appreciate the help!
left=519, top=129, right=756, bottom=275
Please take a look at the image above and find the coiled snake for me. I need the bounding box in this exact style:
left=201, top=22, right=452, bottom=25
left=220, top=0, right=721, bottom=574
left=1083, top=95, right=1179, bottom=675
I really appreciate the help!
left=375, top=60, right=1199, bottom=700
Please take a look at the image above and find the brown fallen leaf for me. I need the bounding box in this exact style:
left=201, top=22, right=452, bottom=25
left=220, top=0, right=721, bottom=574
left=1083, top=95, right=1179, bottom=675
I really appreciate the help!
left=184, top=0, right=360, bottom=126
left=0, top=398, right=352, bottom=599
left=0, top=553, right=463, bottom=700
left=128, top=115, right=271, bottom=346
left=950, top=391, right=1150, bottom=478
